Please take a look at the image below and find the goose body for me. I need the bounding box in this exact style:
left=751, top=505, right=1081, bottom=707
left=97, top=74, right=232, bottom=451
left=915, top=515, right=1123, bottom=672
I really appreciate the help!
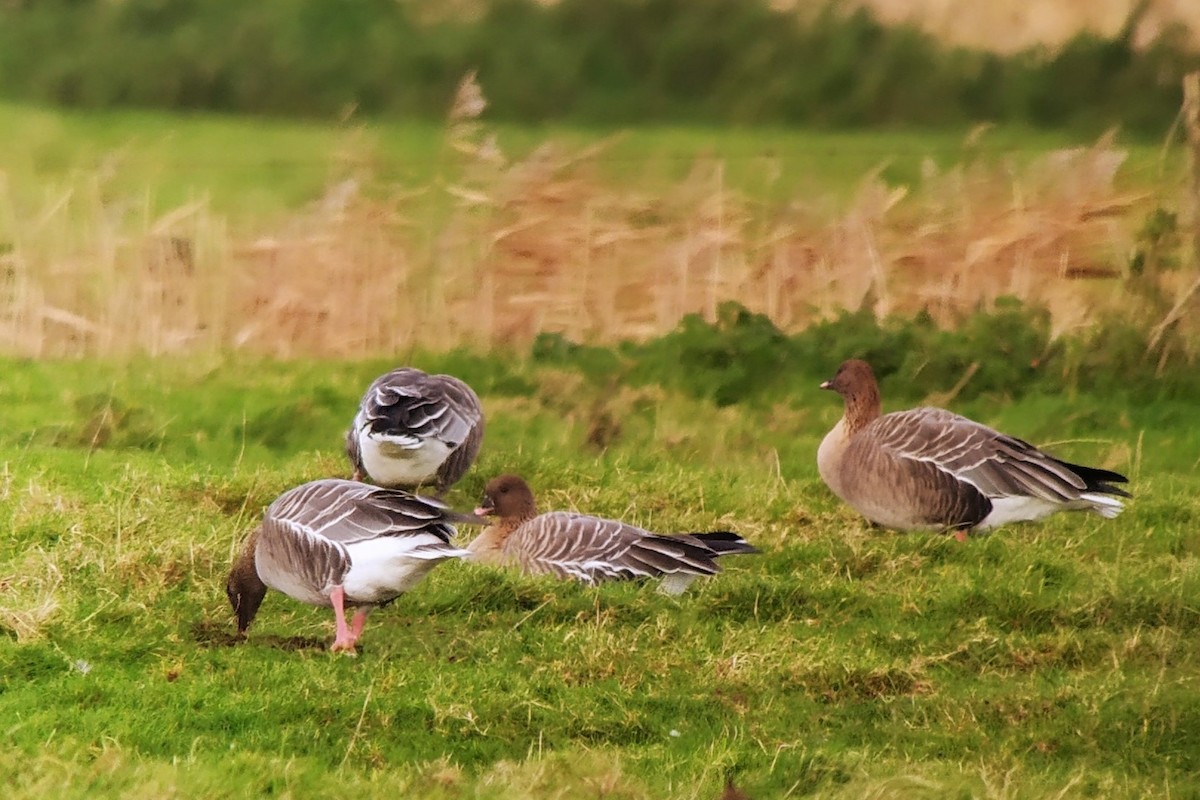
left=817, top=359, right=1130, bottom=534
left=226, top=478, right=480, bottom=652
left=468, top=474, right=757, bottom=594
left=346, top=367, right=484, bottom=493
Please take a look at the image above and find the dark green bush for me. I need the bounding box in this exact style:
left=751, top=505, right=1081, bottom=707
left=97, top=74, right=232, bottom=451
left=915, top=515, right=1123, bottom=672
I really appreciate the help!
left=531, top=332, right=624, bottom=381
left=0, top=0, right=1194, bottom=134
left=626, top=301, right=794, bottom=406
left=896, top=298, right=1052, bottom=399
left=534, top=299, right=1200, bottom=406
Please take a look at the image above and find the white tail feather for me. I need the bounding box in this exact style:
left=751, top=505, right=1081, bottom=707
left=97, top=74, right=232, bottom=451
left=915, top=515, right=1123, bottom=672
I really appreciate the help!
left=1082, top=493, right=1125, bottom=519
left=657, top=573, right=699, bottom=596
left=367, top=431, right=422, bottom=449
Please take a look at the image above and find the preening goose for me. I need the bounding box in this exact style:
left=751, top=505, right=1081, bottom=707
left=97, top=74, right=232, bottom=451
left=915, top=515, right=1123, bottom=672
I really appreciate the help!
left=346, top=367, right=484, bottom=493
left=226, top=478, right=482, bottom=653
left=817, top=359, right=1131, bottom=537
left=468, top=474, right=758, bottom=595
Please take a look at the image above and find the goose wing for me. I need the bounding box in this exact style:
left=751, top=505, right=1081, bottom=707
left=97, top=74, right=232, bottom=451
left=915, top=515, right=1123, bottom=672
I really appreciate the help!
left=869, top=407, right=1094, bottom=503
left=266, top=479, right=462, bottom=547
left=507, top=512, right=722, bottom=585
left=355, top=369, right=483, bottom=450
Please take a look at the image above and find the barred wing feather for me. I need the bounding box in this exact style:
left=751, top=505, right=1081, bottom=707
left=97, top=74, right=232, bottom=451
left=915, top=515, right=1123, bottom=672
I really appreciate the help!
left=358, top=369, right=482, bottom=449
left=507, top=512, right=723, bottom=585
left=266, top=479, right=458, bottom=546
left=867, top=408, right=1104, bottom=502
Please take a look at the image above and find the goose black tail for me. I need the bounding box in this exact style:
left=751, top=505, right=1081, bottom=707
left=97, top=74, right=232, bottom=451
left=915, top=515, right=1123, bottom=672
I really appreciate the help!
left=684, top=530, right=759, bottom=556
left=1059, top=460, right=1132, bottom=498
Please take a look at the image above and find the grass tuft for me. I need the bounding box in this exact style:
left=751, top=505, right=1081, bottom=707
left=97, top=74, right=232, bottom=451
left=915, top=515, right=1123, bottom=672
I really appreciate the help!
left=0, top=547, right=62, bottom=641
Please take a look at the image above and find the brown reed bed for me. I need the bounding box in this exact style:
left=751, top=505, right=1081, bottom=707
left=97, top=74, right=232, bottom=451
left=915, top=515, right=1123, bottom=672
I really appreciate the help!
left=0, top=79, right=1193, bottom=359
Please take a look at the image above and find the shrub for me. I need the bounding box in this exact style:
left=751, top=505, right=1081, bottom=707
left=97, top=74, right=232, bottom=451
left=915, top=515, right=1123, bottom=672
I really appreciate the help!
left=626, top=301, right=795, bottom=407
left=0, top=0, right=1194, bottom=133
left=534, top=299, right=1200, bottom=407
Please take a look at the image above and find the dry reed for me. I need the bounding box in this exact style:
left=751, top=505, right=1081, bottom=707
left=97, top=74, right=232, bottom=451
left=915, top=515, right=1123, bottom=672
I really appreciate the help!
left=0, top=79, right=1192, bottom=358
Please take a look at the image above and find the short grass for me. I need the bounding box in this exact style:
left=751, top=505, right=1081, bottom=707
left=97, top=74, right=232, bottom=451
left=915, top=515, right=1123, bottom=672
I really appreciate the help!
left=1, top=354, right=1197, bottom=799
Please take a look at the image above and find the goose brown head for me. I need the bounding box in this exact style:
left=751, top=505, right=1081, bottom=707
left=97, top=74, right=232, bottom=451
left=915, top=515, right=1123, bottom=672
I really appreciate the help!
left=226, top=527, right=268, bottom=635
left=475, top=474, right=538, bottom=522
left=820, top=359, right=883, bottom=433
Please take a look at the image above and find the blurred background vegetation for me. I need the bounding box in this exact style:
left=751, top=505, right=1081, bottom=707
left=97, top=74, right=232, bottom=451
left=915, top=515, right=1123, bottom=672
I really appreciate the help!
left=0, top=0, right=1196, bottom=135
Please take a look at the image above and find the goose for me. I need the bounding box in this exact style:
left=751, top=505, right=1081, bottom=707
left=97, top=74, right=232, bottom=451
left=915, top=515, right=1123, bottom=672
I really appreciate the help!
left=817, top=359, right=1131, bottom=537
left=467, top=474, right=758, bottom=594
left=346, top=367, right=484, bottom=493
left=226, top=478, right=482, bottom=653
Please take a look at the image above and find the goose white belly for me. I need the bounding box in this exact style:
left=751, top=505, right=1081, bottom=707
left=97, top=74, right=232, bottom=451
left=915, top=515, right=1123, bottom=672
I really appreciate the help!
left=356, top=431, right=453, bottom=486
left=973, top=496, right=1062, bottom=530
left=341, top=534, right=467, bottom=604
left=976, top=492, right=1123, bottom=530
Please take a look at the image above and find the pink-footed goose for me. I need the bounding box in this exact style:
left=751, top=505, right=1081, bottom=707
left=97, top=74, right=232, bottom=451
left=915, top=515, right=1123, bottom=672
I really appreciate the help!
left=467, top=474, right=758, bottom=594
left=346, top=367, right=484, bottom=494
left=817, top=359, right=1130, bottom=538
left=226, top=478, right=483, bottom=653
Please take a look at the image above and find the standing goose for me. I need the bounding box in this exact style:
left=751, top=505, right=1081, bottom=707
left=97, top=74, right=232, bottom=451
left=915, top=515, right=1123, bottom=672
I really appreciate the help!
left=226, top=478, right=482, bottom=653
left=346, top=367, right=484, bottom=494
left=468, top=474, right=758, bottom=594
left=817, top=359, right=1130, bottom=536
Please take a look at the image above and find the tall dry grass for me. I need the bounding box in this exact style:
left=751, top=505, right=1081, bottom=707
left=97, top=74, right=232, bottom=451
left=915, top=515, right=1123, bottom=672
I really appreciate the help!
left=0, top=76, right=1193, bottom=359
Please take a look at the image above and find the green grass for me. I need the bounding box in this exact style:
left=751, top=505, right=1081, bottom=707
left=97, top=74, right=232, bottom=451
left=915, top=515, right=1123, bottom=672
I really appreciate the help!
left=0, top=100, right=1178, bottom=223
left=1, top=353, right=1197, bottom=798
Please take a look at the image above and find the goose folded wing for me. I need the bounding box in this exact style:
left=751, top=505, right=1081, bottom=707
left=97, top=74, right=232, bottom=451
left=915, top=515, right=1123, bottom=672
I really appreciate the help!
left=630, top=535, right=723, bottom=575
left=268, top=481, right=458, bottom=546
left=873, top=408, right=1090, bottom=502
left=365, top=372, right=480, bottom=447
left=512, top=512, right=712, bottom=584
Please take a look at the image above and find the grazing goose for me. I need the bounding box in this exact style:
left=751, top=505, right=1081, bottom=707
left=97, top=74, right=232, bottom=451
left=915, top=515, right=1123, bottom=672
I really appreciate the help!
left=226, top=478, right=482, bottom=653
left=817, top=359, right=1131, bottom=537
left=468, top=474, right=757, bottom=594
left=346, top=367, right=484, bottom=493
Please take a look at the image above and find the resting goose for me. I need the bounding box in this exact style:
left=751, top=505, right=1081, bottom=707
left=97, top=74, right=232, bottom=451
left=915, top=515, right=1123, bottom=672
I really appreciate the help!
left=468, top=474, right=758, bottom=594
left=346, top=367, right=484, bottom=493
left=817, top=359, right=1131, bottom=537
left=226, top=478, right=482, bottom=653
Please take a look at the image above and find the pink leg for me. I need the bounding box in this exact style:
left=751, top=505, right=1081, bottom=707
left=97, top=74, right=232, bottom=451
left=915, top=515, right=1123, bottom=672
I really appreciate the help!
left=329, top=585, right=357, bottom=654
left=349, top=608, right=369, bottom=644
left=954, top=530, right=969, bottom=543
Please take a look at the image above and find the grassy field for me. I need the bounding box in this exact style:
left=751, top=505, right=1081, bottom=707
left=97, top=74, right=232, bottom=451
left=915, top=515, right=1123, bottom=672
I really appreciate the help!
left=1, top=99, right=1198, bottom=796
left=1, top=101, right=1131, bottom=220
left=1, top=352, right=1197, bottom=799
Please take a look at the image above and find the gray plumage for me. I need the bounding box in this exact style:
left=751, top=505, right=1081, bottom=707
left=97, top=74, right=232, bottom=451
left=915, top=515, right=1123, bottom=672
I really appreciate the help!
left=346, top=367, right=484, bottom=493
left=817, top=359, right=1131, bottom=534
left=468, top=474, right=757, bottom=594
left=226, top=478, right=480, bottom=652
